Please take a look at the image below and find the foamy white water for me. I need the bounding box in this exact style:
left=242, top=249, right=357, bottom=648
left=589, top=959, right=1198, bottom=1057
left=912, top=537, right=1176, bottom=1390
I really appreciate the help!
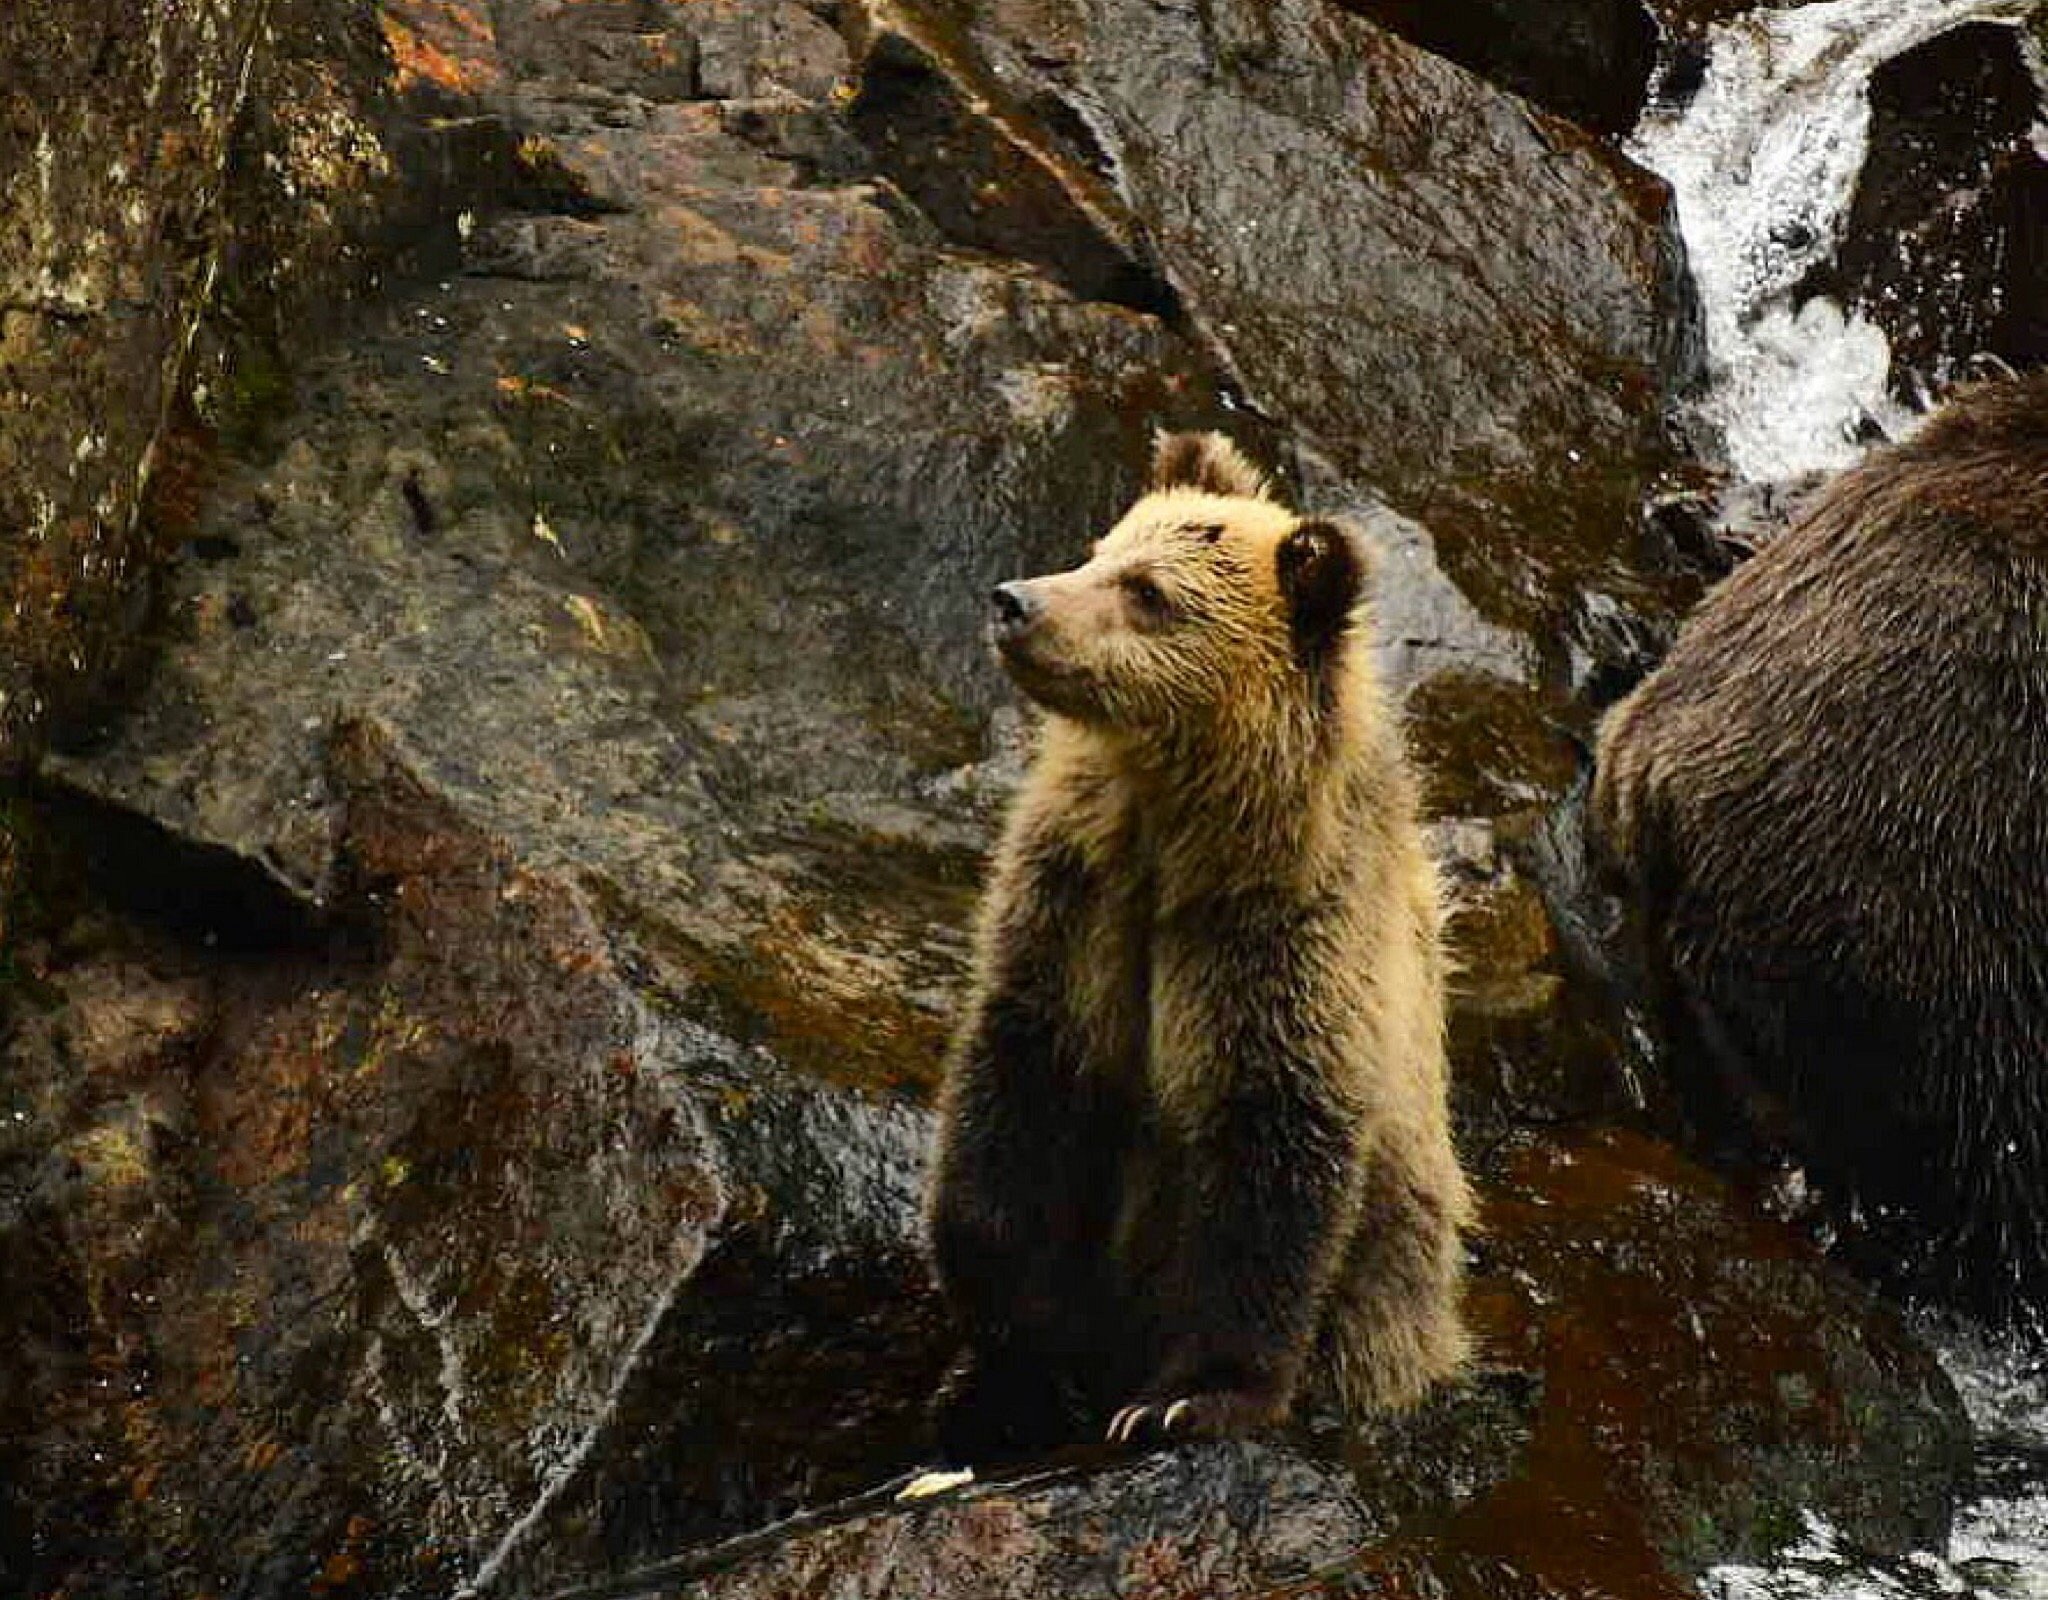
left=1627, top=0, right=2041, bottom=483
left=1704, top=1316, right=2048, bottom=1600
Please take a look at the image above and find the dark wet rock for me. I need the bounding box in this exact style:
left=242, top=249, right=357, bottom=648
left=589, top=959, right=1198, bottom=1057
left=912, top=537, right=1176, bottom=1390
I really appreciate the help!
left=491, top=0, right=699, bottom=100
left=1801, top=20, right=2048, bottom=405
left=1368, top=516, right=1535, bottom=690
left=1457, top=1131, right=1967, bottom=1583
left=1397, top=663, right=1644, bottom=1137
left=1436, top=809, right=1661, bottom=1144
left=4, top=729, right=726, bottom=1597
left=844, top=25, right=1173, bottom=317
left=1292, top=452, right=1536, bottom=695
left=491, top=1237, right=951, bottom=1598
left=0, top=0, right=268, bottom=765
left=481, top=949, right=952, bottom=1596
left=682, top=0, right=850, bottom=104
left=489, top=0, right=851, bottom=105
left=206, top=0, right=451, bottom=406
left=1332, top=0, right=1660, bottom=137
left=4, top=725, right=956, bottom=1600
left=532, top=1130, right=1966, bottom=1600
left=204, top=0, right=691, bottom=449
left=1644, top=471, right=1826, bottom=576
left=884, top=0, right=1705, bottom=646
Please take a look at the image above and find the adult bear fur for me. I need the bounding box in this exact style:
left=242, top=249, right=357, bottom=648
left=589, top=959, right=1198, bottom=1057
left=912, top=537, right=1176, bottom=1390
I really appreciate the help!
left=1593, top=372, right=2048, bottom=1317
left=926, top=431, right=1470, bottom=1460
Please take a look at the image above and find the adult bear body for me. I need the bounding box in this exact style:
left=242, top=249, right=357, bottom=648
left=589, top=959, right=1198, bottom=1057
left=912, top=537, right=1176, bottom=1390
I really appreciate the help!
left=1595, top=373, right=2048, bottom=1316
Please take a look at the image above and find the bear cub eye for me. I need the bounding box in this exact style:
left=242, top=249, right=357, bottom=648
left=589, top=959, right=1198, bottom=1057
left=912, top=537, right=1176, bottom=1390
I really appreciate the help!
left=1121, top=571, right=1176, bottom=626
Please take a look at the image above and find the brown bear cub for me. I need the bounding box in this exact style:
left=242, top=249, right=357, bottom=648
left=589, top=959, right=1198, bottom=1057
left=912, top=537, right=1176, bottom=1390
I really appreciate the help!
left=926, top=432, right=1470, bottom=1462
left=1593, top=371, right=2048, bottom=1319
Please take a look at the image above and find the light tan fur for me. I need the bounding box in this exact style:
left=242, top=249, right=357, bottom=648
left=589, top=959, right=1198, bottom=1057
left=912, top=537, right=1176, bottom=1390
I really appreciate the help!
left=941, top=433, right=1470, bottom=1422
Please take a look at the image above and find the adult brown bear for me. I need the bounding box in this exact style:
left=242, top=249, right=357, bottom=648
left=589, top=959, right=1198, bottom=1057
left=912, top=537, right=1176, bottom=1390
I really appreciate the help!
left=925, top=432, right=1469, bottom=1462
left=1594, top=372, right=2048, bottom=1317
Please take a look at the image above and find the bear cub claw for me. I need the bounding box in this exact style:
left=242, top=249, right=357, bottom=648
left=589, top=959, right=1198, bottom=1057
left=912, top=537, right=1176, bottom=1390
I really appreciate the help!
left=1106, top=1387, right=1283, bottom=1446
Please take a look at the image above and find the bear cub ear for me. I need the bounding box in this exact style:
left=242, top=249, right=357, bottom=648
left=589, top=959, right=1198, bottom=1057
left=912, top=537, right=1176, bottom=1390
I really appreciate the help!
left=1277, top=518, right=1369, bottom=669
left=1150, top=430, right=1271, bottom=500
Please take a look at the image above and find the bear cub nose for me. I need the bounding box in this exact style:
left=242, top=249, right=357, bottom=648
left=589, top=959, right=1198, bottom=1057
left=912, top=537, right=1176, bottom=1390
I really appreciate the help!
left=990, top=582, right=1040, bottom=635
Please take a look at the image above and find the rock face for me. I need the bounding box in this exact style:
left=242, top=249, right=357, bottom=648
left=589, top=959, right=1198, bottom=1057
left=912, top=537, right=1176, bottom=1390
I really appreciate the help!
left=48, top=100, right=1223, bottom=1098
left=0, top=0, right=267, bottom=764
left=1804, top=20, right=2048, bottom=405
left=0, top=0, right=2014, bottom=1595
left=1333, top=0, right=1660, bottom=136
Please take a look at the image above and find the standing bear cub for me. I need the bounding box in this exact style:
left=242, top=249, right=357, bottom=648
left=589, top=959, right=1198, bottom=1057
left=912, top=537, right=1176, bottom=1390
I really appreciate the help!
left=926, top=432, right=1470, bottom=1461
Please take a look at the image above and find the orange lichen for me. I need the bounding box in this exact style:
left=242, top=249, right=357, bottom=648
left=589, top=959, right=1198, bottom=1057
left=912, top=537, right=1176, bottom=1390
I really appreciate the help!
left=493, top=373, right=580, bottom=408
left=377, top=3, right=501, bottom=96
left=142, top=396, right=220, bottom=559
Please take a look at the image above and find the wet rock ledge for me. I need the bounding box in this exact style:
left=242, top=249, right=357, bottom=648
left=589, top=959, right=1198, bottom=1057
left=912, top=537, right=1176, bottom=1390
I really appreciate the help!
left=515, top=1131, right=1964, bottom=1600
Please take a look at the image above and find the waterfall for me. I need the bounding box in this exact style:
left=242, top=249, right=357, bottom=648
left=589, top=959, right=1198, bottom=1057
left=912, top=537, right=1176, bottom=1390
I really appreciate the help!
left=1626, top=0, right=2043, bottom=484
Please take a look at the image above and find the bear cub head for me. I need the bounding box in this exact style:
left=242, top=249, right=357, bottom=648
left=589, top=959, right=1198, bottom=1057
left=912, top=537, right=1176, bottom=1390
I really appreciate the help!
left=989, top=432, right=1371, bottom=727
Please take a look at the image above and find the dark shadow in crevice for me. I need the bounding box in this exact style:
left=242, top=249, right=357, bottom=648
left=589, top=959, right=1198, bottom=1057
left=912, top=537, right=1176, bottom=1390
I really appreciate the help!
left=847, top=30, right=1182, bottom=324
left=26, top=779, right=329, bottom=958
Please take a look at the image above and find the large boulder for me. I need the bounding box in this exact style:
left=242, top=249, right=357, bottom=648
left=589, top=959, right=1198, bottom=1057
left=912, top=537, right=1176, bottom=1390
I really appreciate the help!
left=563, top=1132, right=1965, bottom=1600
left=604, top=1443, right=1403, bottom=1599
left=856, top=0, right=1704, bottom=646
left=5, top=727, right=730, bottom=1595
left=4, top=722, right=950, bottom=1599
left=47, top=96, right=1232, bottom=1095
left=1800, top=19, right=2048, bottom=404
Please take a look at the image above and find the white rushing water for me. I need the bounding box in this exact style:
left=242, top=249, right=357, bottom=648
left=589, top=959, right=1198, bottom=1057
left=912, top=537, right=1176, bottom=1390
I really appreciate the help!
left=1705, top=1317, right=2048, bottom=1600
left=1626, top=0, right=2043, bottom=483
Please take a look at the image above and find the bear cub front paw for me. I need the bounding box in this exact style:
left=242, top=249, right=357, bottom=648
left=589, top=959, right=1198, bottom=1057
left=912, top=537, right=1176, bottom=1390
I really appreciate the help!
left=1106, top=1384, right=1286, bottom=1445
